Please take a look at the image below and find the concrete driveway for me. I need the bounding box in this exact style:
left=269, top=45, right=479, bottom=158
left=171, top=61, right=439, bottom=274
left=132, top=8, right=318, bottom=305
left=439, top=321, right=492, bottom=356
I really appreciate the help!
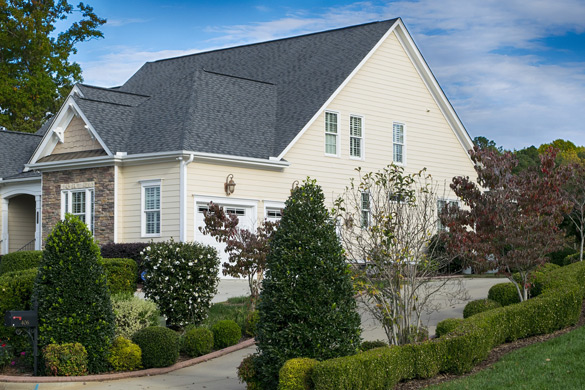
left=1, top=277, right=507, bottom=390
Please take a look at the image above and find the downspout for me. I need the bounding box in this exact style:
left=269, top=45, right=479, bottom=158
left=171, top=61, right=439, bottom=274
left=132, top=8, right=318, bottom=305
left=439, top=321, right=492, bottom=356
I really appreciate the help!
left=179, top=153, right=195, bottom=242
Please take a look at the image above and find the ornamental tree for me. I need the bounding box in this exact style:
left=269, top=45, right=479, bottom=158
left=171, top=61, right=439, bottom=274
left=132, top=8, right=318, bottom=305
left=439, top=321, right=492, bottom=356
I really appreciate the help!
left=561, top=163, right=585, bottom=261
left=33, top=214, right=115, bottom=373
left=200, top=202, right=277, bottom=309
left=255, top=179, right=361, bottom=389
left=442, top=147, right=571, bottom=301
left=334, top=165, right=465, bottom=346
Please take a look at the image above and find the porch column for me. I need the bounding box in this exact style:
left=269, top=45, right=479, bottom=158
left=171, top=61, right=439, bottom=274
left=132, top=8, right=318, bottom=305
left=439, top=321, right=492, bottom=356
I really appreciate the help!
left=1, top=197, right=8, bottom=255
left=35, top=195, right=42, bottom=250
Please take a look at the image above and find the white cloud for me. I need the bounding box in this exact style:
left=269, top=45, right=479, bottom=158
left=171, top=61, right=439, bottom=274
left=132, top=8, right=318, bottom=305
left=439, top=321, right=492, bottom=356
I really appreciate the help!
left=106, top=18, right=149, bottom=27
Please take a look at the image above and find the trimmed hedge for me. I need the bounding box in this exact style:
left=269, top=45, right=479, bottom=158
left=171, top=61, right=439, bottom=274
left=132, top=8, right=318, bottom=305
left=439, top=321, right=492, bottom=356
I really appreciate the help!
left=281, top=261, right=585, bottom=390
left=463, top=299, right=502, bottom=318
left=0, top=250, right=42, bottom=276
left=102, top=258, right=138, bottom=294
left=100, top=243, right=149, bottom=279
left=131, top=326, right=180, bottom=368
left=360, top=340, right=388, bottom=352
left=488, top=282, right=521, bottom=306
left=435, top=318, right=464, bottom=338
left=279, top=358, right=319, bottom=390
left=211, top=320, right=241, bottom=349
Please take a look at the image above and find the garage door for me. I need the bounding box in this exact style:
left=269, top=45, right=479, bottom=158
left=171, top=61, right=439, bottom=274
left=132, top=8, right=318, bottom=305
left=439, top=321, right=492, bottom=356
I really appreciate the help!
left=195, top=202, right=256, bottom=279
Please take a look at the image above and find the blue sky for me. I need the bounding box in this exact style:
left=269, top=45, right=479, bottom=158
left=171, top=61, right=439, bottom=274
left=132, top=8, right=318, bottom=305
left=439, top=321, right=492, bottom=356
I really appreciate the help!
left=67, top=0, right=585, bottom=151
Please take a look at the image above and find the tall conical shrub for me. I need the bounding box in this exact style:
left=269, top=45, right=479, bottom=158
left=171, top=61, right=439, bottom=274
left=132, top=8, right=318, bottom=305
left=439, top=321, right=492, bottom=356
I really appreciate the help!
left=255, top=179, right=361, bottom=389
left=33, top=214, right=115, bottom=373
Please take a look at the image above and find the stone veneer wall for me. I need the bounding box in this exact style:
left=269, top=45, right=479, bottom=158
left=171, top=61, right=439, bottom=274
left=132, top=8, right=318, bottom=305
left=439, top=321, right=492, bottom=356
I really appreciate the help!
left=42, top=166, right=115, bottom=246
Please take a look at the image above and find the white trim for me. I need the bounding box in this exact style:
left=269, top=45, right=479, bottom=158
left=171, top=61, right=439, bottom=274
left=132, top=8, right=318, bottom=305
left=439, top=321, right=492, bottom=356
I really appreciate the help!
left=276, top=20, right=400, bottom=160
left=114, top=165, right=118, bottom=243
left=1, top=198, right=8, bottom=255
left=141, top=179, right=162, bottom=238
left=349, top=114, right=365, bottom=160
left=35, top=195, right=41, bottom=251
left=324, top=110, right=340, bottom=157
left=61, top=187, right=95, bottom=233
left=263, top=200, right=285, bottom=222
left=179, top=153, right=195, bottom=242
left=392, top=122, right=406, bottom=166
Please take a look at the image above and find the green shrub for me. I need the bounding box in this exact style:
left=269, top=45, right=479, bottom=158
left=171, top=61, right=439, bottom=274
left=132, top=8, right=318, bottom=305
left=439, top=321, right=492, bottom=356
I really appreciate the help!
left=107, top=337, right=142, bottom=372
left=463, top=299, right=502, bottom=318
left=548, top=246, right=577, bottom=266
left=110, top=293, right=160, bottom=340
left=142, top=239, right=220, bottom=327
left=33, top=215, right=115, bottom=373
left=256, top=180, right=361, bottom=389
left=278, top=358, right=318, bottom=390
left=182, top=327, right=213, bottom=357
left=131, top=326, right=179, bottom=368
left=488, top=283, right=521, bottom=306
left=563, top=252, right=581, bottom=266
left=403, top=340, right=446, bottom=379
left=43, top=343, right=88, bottom=376
left=0, top=250, right=42, bottom=276
left=100, top=242, right=149, bottom=280
left=245, top=310, right=259, bottom=337
left=212, top=320, right=241, bottom=349
left=435, top=318, right=464, bottom=338
left=237, top=354, right=261, bottom=390
left=360, top=340, right=388, bottom=351
left=530, top=262, right=561, bottom=297
left=102, top=258, right=137, bottom=295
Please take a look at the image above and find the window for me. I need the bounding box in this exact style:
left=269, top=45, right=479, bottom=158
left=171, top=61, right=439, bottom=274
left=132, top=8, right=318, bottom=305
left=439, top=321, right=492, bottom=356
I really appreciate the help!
left=393, top=123, right=405, bottom=164
left=142, top=181, right=161, bottom=236
left=361, top=191, right=370, bottom=228
left=62, top=188, right=94, bottom=233
left=437, top=199, right=458, bottom=231
left=350, top=115, right=363, bottom=158
left=266, top=208, right=282, bottom=220
left=325, top=111, right=339, bottom=156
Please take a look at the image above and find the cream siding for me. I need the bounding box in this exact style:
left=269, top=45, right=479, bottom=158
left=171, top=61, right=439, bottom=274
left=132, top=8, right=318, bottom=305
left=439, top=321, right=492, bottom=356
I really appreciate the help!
left=51, top=116, right=103, bottom=155
left=185, top=30, right=476, bottom=240
left=7, top=195, right=36, bottom=252
left=117, top=162, right=180, bottom=243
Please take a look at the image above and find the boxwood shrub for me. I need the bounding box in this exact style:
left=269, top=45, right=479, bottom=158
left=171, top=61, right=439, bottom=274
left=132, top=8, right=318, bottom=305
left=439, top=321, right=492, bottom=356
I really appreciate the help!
left=182, top=327, right=214, bottom=357
left=360, top=340, right=388, bottom=352
left=102, top=258, right=138, bottom=294
left=131, top=326, right=179, bottom=368
left=281, top=261, right=585, bottom=390
left=211, top=320, right=241, bottom=349
left=100, top=242, right=149, bottom=279
left=279, top=358, right=319, bottom=390
left=488, top=282, right=521, bottom=306
left=0, top=250, right=42, bottom=276
left=107, top=337, right=142, bottom=372
left=435, top=318, right=464, bottom=338
left=463, top=299, right=502, bottom=318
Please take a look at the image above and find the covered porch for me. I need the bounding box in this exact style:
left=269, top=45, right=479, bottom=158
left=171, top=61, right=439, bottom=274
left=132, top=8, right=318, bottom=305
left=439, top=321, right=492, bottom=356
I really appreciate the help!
left=0, top=181, right=42, bottom=255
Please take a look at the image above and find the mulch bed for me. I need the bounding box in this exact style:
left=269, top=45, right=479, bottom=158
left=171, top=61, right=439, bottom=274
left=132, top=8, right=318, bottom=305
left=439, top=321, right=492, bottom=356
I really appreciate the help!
left=395, top=301, right=585, bottom=389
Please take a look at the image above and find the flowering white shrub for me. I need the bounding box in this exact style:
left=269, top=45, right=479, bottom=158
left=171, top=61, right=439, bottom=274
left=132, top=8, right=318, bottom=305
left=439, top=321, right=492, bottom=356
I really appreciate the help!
left=141, top=239, right=220, bottom=327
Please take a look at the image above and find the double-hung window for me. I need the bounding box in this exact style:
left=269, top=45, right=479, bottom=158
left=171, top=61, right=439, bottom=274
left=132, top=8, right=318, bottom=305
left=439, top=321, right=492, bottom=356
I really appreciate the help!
left=350, top=115, right=363, bottom=159
left=62, top=188, right=94, bottom=233
left=393, top=122, right=405, bottom=164
left=437, top=199, right=458, bottom=231
left=361, top=191, right=370, bottom=228
left=142, top=180, right=161, bottom=237
left=325, top=111, right=339, bottom=156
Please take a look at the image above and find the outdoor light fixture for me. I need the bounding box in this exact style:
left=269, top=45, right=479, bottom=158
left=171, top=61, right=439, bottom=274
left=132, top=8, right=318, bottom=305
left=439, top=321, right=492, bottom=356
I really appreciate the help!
left=225, top=174, right=236, bottom=196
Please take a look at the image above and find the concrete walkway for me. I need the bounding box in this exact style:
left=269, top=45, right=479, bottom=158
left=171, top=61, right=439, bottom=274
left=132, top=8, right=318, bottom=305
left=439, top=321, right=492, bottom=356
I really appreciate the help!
left=1, top=277, right=506, bottom=390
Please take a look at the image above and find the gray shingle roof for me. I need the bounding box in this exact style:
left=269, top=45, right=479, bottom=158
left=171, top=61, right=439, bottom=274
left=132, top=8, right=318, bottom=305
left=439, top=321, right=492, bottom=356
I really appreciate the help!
left=0, top=130, right=43, bottom=179
left=90, top=19, right=398, bottom=158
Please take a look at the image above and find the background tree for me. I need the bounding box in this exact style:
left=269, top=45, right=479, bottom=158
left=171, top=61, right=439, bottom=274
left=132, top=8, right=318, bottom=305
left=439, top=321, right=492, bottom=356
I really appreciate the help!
left=443, top=147, right=571, bottom=301
left=255, top=179, right=361, bottom=389
left=334, top=165, right=465, bottom=346
left=33, top=214, right=115, bottom=373
left=0, top=0, right=106, bottom=133
left=561, top=163, right=585, bottom=261
left=200, top=202, right=278, bottom=309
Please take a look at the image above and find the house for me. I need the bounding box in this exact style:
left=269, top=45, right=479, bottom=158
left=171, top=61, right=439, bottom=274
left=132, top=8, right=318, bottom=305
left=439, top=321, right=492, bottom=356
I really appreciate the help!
left=0, top=18, right=476, bottom=274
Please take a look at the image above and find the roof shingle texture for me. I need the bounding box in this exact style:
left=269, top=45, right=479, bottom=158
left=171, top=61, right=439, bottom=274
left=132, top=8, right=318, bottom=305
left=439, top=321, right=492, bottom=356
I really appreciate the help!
left=0, top=131, right=43, bottom=179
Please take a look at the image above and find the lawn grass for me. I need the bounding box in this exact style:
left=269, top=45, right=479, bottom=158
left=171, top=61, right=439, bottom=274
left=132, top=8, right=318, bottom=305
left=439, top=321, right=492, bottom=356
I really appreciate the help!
left=200, top=295, right=252, bottom=331
left=428, top=325, right=585, bottom=390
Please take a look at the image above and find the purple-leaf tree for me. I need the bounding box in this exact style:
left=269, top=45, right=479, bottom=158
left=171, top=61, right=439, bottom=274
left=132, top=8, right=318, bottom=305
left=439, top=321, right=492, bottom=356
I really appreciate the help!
left=200, top=202, right=278, bottom=308
left=443, top=147, right=571, bottom=301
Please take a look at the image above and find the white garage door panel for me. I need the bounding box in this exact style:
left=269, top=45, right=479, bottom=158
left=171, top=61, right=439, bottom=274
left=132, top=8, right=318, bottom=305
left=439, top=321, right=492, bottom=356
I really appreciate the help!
left=195, top=202, right=255, bottom=279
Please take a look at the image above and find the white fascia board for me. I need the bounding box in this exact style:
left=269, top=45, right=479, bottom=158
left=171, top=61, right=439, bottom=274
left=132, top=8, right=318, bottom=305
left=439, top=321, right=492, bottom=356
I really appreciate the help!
left=275, top=20, right=401, bottom=161
left=26, top=156, right=120, bottom=172
left=191, top=152, right=290, bottom=170
left=392, top=20, right=474, bottom=153
left=0, top=176, right=41, bottom=187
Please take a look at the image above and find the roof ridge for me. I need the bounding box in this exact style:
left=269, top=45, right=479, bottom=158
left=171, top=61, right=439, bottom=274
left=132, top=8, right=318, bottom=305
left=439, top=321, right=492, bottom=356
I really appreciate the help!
left=202, top=69, right=275, bottom=85
left=0, top=129, right=43, bottom=137
left=79, top=84, right=151, bottom=98
left=77, top=97, right=136, bottom=108
left=151, top=18, right=398, bottom=64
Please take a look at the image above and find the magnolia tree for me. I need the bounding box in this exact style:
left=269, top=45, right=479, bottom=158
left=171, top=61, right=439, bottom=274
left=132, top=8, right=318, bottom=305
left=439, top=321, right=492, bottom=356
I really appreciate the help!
left=443, top=147, right=571, bottom=301
left=200, top=202, right=278, bottom=308
left=334, top=165, right=465, bottom=346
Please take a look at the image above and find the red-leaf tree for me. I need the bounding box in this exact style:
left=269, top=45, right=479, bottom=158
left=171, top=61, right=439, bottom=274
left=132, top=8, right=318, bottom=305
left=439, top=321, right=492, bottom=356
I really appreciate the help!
left=442, top=147, right=571, bottom=301
left=200, top=202, right=278, bottom=307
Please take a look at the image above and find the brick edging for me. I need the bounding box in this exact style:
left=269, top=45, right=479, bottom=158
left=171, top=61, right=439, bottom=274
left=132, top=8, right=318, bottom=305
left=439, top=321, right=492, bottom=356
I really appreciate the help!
left=0, top=338, right=256, bottom=383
